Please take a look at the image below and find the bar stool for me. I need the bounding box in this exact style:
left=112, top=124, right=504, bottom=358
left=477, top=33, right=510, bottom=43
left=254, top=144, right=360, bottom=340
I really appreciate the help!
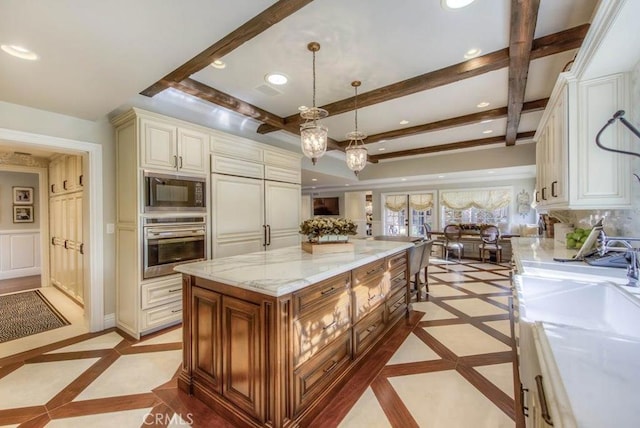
left=479, top=225, right=502, bottom=263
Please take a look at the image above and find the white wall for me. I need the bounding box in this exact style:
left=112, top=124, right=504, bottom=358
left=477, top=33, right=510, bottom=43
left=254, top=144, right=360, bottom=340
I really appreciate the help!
left=0, top=101, right=116, bottom=315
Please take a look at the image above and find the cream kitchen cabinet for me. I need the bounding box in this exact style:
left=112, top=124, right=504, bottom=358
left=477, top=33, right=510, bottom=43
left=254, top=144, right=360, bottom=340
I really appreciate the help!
left=49, top=154, right=84, bottom=195
left=211, top=171, right=301, bottom=258
left=534, top=73, right=631, bottom=209
left=140, top=117, right=208, bottom=175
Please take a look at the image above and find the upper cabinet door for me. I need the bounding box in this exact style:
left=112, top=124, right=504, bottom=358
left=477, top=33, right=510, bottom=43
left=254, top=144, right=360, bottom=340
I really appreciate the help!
left=140, top=118, right=178, bottom=171
left=177, top=128, right=207, bottom=174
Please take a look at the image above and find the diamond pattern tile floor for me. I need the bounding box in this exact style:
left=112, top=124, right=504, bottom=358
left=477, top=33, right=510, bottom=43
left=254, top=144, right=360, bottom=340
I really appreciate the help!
left=0, top=260, right=518, bottom=427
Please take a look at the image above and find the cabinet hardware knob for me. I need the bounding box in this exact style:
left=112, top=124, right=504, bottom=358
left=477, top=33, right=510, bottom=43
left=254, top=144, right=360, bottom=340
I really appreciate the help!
left=79, top=243, right=84, bottom=255
left=320, top=287, right=337, bottom=296
left=366, top=324, right=377, bottom=333
left=63, top=180, right=68, bottom=190
left=551, top=181, right=558, bottom=197
left=541, top=187, right=547, bottom=200
left=63, top=240, right=69, bottom=249
left=323, top=360, right=338, bottom=373
left=322, top=320, right=336, bottom=330
left=79, top=175, right=83, bottom=186
left=51, top=184, right=55, bottom=193
left=173, top=155, right=178, bottom=168
left=168, top=288, right=181, bottom=293
left=179, top=156, right=183, bottom=169
left=51, top=237, right=56, bottom=246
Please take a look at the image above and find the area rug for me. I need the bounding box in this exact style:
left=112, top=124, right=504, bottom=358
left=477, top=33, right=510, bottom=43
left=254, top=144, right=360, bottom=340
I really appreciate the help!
left=0, top=290, right=70, bottom=343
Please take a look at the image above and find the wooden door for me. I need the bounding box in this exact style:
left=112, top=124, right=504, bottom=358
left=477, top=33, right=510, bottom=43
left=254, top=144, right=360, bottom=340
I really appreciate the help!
left=211, top=174, right=264, bottom=258
left=264, top=180, right=300, bottom=250
left=191, top=286, right=222, bottom=393
left=222, top=295, right=263, bottom=422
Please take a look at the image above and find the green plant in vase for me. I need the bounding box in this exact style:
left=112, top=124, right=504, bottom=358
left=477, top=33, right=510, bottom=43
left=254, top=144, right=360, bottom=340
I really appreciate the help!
left=299, top=217, right=358, bottom=243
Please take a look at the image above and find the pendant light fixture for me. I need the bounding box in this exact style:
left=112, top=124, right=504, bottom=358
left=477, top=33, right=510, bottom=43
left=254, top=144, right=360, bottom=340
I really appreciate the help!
left=345, top=80, right=368, bottom=176
left=300, top=42, right=328, bottom=165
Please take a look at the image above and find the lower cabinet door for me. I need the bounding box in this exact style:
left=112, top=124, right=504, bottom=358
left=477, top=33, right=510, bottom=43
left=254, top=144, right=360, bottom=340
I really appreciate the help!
left=222, top=296, right=264, bottom=422
left=386, top=287, right=408, bottom=325
left=353, top=304, right=386, bottom=357
left=293, top=333, right=352, bottom=415
left=191, top=286, right=222, bottom=393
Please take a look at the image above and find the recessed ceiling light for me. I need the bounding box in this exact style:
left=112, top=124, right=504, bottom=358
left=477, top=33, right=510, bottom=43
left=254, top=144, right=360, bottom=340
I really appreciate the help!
left=399, top=120, right=409, bottom=125
left=210, top=60, right=226, bottom=69
left=464, top=48, right=482, bottom=59
left=345, top=184, right=350, bottom=187
left=1, top=44, right=38, bottom=60
left=441, top=0, right=476, bottom=10
left=401, top=178, right=407, bottom=181
left=482, top=129, right=493, bottom=134
left=265, top=72, right=288, bottom=85
left=378, top=147, right=386, bottom=151
left=298, top=105, right=308, bottom=111
left=311, top=186, right=316, bottom=189
left=480, top=119, right=493, bottom=124
left=311, top=178, right=317, bottom=181
left=438, top=175, right=445, bottom=178
left=488, top=170, right=495, bottom=174
left=477, top=101, right=490, bottom=108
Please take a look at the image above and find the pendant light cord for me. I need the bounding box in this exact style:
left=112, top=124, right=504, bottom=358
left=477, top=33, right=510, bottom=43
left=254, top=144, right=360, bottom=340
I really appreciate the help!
left=354, top=85, right=358, bottom=132
left=312, top=50, right=317, bottom=109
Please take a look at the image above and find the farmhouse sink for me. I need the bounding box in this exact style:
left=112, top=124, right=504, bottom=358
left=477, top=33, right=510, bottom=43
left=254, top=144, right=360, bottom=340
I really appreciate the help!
left=514, top=275, right=640, bottom=338
left=518, top=259, right=629, bottom=285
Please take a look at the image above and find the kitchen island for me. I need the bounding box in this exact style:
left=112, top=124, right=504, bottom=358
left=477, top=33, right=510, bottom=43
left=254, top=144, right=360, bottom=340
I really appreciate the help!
left=174, top=239, right=413, bottom=427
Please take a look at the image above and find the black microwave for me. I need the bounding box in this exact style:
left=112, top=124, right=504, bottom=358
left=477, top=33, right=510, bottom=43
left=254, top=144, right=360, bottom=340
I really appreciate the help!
left=144, top=171, right=206, bottom=213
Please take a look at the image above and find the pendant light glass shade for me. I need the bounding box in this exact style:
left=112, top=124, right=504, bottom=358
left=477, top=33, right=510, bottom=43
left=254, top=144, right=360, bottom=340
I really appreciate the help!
left=345, top=81, right=368, bottom=176
left=300, top=42, right=328, bottom=165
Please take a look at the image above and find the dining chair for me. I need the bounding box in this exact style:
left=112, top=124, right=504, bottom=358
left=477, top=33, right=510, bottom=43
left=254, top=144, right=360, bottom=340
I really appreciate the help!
left=443, top=224, right=463, bottom=261
left=409, top=239, right=433, bottom=301
left=479, top=225, right=502, bottom=263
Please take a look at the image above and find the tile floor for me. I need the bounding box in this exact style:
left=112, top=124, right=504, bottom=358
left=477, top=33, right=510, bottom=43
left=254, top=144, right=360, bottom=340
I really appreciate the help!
left=0, top=258, right=519, bottom=427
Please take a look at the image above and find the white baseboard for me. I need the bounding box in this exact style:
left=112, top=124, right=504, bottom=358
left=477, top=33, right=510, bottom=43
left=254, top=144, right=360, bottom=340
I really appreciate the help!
left=103, top=313, right=116, bottom=329
left=0, top=267, right=41, bottom=280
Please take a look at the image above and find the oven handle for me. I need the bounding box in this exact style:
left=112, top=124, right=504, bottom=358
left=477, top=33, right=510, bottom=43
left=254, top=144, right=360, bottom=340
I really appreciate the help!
left=146, top=229, right=205, bottom=238
left=147, top=236, right=204, bottom=245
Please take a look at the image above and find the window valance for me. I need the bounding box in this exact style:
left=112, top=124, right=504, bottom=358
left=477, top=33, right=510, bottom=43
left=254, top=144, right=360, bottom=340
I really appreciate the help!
left=409, top=194, right=433, bottom=211
left=384, top=195, right=406, bottom=212
left=440, top=189, right=511, bottom=210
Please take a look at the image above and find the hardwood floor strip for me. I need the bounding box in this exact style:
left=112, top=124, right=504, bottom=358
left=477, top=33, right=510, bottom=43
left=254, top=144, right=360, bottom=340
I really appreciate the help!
left=0, top=405, right=47, bottom=426
left=380, top=359, right=457, bottom=378
left=0, top=275, right=41, bottom=295
left=0, top=361, right=23, bottom=380
left=0, top=330, right=115, bottom=367
left=45, top=351, right=120, bottom=411
left=412, top=327, right=458, bottom=361
left=457, top=364, right=516, bottom=421
left=458, top=351, right=514, bottom=367
left=119, top=342, right=182, bottom=355
left=48, top=392, right=158, bottom=419
left=26, top=349, right=112, bottom=363
left=370, top=377, right=420, bottom=428
left=11, top=411, right=50, bottom=428
left=152, top=388, right=236, bottom=428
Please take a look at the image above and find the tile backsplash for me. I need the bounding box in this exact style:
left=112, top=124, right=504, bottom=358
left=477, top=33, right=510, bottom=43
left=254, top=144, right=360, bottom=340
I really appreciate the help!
left=549, top=209, right=638, bottom=237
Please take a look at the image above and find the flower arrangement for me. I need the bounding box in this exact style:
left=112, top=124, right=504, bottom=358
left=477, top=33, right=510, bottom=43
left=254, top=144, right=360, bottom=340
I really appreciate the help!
left=299, top=217, right=358, bottom=241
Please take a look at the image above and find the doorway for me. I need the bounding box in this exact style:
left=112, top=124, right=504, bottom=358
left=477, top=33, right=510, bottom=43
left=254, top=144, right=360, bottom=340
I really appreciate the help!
left=382, top=192, right=436, bottom=237
left=0, top=127, right=104, bottom=332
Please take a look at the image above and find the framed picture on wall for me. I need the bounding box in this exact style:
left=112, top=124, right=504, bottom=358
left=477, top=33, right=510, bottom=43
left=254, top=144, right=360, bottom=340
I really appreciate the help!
left=13, top=205, right=34, bottom=223
left=13, top=186, right=33, bottom=204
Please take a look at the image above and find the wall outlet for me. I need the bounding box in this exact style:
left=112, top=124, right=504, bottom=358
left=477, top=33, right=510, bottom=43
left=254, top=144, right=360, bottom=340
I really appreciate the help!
left=106, top=223, right=115, bottom=234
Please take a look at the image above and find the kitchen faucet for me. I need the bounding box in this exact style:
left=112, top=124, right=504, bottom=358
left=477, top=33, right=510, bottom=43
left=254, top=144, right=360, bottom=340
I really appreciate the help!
left=597, top=230, right=640, bottom=287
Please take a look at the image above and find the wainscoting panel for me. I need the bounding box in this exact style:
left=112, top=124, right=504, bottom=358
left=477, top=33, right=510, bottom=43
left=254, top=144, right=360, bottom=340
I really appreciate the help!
left=0, top=230, right=41, bottom=279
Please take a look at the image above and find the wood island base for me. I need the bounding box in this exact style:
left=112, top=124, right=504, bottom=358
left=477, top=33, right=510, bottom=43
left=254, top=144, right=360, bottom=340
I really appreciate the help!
left=178, top=249, right=410, bottom=427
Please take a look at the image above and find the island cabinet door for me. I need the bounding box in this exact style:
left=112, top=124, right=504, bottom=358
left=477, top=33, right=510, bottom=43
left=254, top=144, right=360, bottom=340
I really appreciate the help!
left=191, top=287, right=222, bottom=393
left=221, top=295, right=264, bottom=422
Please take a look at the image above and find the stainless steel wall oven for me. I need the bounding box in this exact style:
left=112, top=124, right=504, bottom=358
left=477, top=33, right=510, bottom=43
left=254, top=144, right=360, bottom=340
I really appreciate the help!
left=143, top=217, right=206, bottom=279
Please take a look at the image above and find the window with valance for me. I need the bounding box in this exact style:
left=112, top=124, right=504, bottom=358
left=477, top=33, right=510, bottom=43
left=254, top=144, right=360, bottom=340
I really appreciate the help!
left=440, top=188, right=511, bottom=228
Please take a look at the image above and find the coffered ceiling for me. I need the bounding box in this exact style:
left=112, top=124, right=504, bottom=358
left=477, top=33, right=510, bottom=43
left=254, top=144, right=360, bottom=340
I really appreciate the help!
left=0, top=0, right=600, bottom=186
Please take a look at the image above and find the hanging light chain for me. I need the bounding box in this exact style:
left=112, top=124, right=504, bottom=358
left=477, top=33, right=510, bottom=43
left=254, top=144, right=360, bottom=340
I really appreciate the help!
left=312, top=48, right=317, bottom=109
left=354, top=84, right=358, bottom=133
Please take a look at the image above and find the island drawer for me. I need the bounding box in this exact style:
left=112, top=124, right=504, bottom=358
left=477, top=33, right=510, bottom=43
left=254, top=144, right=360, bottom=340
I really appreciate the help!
left=293, top=292, right=351, bottom=367
left=352, top=259, right=385, bottom=287
left=387, top=250, right=408, bottom=272
left=386, top=268, right=407, bottom=296
left=386, top=287, right=408, bottom=325
left=353, top=304, right=386, bottom=357
left=352, top=279, right=385, bottom=323
left=293, top=332, right=352, bottom=415
left=292, top=272, right=350, bottom=318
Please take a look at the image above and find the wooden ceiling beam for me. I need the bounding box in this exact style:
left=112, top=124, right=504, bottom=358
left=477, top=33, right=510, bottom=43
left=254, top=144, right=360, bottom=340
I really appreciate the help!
left=257, top=24, right=588, bottom=135
left=369, top=131, right=536, bottom=161
left=505, top=0, right=540, bottom=146
left=338, top=98, right=548, bottom=147
left=140, top=0, right=314, bottom=97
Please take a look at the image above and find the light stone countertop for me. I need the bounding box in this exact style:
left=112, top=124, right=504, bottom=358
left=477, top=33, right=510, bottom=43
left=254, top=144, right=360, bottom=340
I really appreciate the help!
left=174, top=239, right=413, bottom=297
